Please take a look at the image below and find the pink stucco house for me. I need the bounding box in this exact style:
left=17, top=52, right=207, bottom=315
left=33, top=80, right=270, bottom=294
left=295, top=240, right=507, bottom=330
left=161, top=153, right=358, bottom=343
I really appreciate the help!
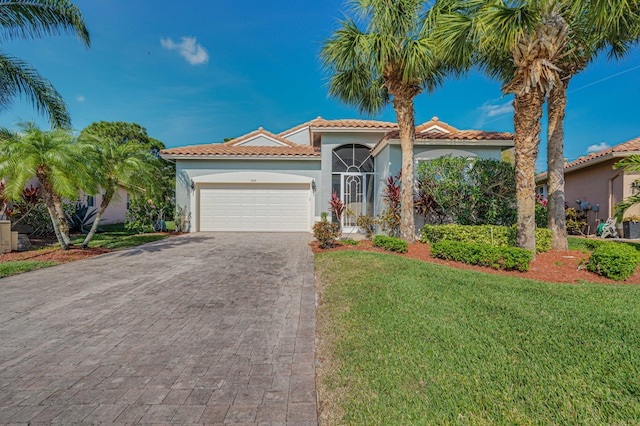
left=536, top=135, right=640, bottom=235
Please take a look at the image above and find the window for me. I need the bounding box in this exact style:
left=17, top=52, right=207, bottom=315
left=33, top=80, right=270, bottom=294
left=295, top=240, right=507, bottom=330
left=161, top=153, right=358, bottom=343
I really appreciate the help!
left=87, top=195, right=94, bottom=207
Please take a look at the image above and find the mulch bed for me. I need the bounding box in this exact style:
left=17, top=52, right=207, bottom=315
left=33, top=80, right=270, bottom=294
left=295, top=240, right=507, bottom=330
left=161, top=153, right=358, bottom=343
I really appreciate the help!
left=0, top=246, right=113, bottom=263
left=311, top=240, right=640, bottom=285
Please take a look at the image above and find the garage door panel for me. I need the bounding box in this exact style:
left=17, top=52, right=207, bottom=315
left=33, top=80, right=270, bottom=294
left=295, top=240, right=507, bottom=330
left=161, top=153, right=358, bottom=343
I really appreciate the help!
left=199, top=183, right=311, bottom=232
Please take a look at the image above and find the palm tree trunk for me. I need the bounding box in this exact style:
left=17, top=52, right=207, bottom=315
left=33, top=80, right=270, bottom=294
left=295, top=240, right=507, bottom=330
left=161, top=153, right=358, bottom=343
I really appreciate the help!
left=53, top=196, right=72, bottom=245
left=41, top=192, right=69, bottom=250
left=513, top=89, right=545, bottom=254
left=392, top=94, right=417, bottom=242
left=82, top=190, right=113, bottom=249
left=547, top=80, right=569, bottom=250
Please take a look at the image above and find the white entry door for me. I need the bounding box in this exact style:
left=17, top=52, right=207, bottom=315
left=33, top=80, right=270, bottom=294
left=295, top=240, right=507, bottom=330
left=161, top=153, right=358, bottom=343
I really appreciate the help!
left=198, top=183, right=311, bottom=232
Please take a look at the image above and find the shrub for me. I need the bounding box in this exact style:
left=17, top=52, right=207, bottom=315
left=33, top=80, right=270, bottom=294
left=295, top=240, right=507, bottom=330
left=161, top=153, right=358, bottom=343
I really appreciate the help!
left=431, top=241, right=533, bottom=272
left=314, top=214, right=341, bottom=249
left=421, top=224, right=552, bottom=253
left=372, top=235, right=408, bottom=253
left=379, top=174, right=401, bottom=237
left=356, top=215, right=377, bottom=240
left=342, top=239, right=359, bottom=246
left=587, top=242, right=640, bottom=281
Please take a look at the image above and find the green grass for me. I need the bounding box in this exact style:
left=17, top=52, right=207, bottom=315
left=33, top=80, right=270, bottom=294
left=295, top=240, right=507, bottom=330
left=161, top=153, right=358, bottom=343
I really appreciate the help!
left=316, top=251, right=640, bottom=424
left=0, top=261, right=59, bottom=278
left=70, top=223, right=172, bottom=249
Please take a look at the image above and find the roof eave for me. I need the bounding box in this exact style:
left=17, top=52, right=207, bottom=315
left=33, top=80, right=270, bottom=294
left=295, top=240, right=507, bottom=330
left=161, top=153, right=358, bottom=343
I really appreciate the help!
left=159, top=154, right=320, bottom=160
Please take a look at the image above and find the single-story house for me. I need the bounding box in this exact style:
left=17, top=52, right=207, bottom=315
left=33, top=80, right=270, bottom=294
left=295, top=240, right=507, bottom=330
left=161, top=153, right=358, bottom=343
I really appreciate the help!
left=536, top=135, right=640, bottom=235
left=160, top=117, right=513, bottom=233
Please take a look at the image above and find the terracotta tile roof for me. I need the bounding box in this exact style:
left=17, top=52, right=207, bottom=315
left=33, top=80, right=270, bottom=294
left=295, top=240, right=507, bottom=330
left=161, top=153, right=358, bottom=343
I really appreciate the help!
left=279, top=116, right=397, bottom=136
left=564, top=135, right=640, bottom=170
left=161, top=144, right=319, bottom=157
left=395, top=129, right=513, bottom=141
left=536, top=135, right=640, bottom=181
left=225, top=128, right=296, bottom=147
left=161, top=127, right=320, bottom=158
left=415, top=116, right=459, bottom=133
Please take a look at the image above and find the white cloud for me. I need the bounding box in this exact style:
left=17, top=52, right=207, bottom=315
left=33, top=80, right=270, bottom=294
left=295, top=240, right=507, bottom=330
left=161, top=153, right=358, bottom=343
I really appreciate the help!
left=587, top=142, right=610, bottom=153
left=160, top=36, right=209, bottom=65
left=474, top=100, right=513, bottom=128
left=482, top=100, right=513, bottom=117
left=76, top=95, right=85, bottom=102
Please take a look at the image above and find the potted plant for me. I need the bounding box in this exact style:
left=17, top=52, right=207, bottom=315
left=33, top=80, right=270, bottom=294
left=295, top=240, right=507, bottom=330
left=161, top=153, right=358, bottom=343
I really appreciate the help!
left=623, top=216, right=640, bottom=239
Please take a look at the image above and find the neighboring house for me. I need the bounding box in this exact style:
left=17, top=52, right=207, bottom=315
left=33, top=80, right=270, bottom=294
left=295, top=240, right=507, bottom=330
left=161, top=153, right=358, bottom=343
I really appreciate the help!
left=536, top=135, right=640, bottom=235
left=160, top=117, right=513, bottom=233
left=11, top=178, right=128, bottom=226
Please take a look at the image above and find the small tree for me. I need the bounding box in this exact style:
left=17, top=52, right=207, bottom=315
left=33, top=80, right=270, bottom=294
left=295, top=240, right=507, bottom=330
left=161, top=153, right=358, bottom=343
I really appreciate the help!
left=379, top=174, right=402, bottom=237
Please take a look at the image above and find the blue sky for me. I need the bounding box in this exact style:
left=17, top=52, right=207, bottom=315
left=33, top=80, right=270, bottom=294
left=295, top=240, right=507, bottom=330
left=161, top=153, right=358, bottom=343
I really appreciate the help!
left=1, top=0, right=639, bottom=171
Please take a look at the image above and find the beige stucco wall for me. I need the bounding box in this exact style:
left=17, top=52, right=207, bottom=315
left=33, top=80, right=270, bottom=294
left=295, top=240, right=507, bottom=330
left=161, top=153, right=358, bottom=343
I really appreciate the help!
left=84, top=186, right=128, bottom=225
left=562, top=159, right=640, bottom=233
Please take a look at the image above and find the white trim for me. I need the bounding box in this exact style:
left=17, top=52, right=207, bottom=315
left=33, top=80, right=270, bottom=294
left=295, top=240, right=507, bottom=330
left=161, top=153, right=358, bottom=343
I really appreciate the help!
left=310, top=127, right=395, bottom=133
left=418, top=124, right=451, bottom=133
left=371, top=138, right=514, bottom=157
left=192, top=171, right=314, bottom=185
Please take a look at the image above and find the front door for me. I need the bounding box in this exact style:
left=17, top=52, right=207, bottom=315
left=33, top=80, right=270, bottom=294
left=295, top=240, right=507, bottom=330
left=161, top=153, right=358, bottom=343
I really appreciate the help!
left=341, top=173, right=365, bottom=233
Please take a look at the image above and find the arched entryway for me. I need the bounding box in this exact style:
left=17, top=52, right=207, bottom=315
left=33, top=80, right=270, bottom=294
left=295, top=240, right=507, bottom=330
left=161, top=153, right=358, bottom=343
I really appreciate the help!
left=332, top=144, right=375, bottom=232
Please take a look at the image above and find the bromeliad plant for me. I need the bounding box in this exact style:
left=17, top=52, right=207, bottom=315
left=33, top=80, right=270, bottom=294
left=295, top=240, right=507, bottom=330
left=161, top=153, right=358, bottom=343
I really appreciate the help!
left=329, top=192, right=346, bottom=228
left=380, top=173, right=401, bottom=237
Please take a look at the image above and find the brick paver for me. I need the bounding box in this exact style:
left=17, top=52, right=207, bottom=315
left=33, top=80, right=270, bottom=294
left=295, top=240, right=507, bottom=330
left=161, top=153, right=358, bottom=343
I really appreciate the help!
left=0, top=233, right=317, bottom=424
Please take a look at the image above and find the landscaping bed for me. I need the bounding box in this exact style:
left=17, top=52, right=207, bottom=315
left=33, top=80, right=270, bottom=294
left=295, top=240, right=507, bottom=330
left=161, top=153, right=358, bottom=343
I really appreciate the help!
left=311, top=240, right=640, bottom=284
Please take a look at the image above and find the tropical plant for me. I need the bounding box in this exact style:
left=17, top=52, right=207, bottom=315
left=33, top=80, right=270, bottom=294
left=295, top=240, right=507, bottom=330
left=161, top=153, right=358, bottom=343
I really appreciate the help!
left=328, top=192, right=346, bottom=228
left=379, top=173, right=401, bottom=237
left=429, top=0, right=568, bottom=253
left=0, top=124, right=95, bottom=249
left=356, top=214, right=377, bottom=240
left=416, top=156, right=516, bottom=225
left=67, top=201, right=97, bottom=233
left=314, top=213, right=341, bottom=248
left=613, top=154, right=640, bottom=220
left=0, top=0, right=90, bottom=128
left=545, top=0, right=640, bottom=251
left=321, top=0, right=445, bottom=242
left=79, top=135, right=160, bottom=248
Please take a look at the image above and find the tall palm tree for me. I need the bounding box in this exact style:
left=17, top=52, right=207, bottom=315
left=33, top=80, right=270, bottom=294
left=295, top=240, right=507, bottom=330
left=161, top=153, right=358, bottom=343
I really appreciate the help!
left=79, top=136, right=160, bottom=248
left=0, top=0, right=90, bottom=128
left=321, top=0, right=445, bottom=242
left=0, top=123, right=95, bottom=249
left=546, top=0, right=640, bottom=250
left=429, top=0, right=567, bottom=252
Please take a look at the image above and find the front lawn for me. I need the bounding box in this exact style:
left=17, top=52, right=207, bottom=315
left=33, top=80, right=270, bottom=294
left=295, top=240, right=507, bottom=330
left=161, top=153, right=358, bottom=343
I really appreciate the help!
left=316, top=251, right=640, bottom=424
left=0, top=260, right=59, bottom=278
left=70, top=223, right=172, bottom=249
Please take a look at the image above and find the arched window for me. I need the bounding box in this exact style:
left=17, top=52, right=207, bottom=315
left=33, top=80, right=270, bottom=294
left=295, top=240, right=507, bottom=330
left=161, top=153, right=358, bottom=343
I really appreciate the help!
left=332, top=144, right=374, bottom=173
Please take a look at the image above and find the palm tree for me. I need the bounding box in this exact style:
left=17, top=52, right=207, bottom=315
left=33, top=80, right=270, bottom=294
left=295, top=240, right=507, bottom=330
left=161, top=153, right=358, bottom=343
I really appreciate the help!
left=321, top=0, right=445, bottom=242
left=546, top=0, right=640, bottom=250
left=0, top=124, right=95, bottom=249
left=429, top=0, right=567, bottom=252
left=613, top=154, right=640, bottom=219
left=79, top=136, right=160, bottom=248
left=0, top=0, right=90, bottom=128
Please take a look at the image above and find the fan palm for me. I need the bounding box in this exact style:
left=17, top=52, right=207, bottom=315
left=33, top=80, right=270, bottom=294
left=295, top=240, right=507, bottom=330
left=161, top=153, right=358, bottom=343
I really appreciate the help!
left=429, top=0, right=568, bottom=252
left=545, top=0, right=640, bottom=250
left=79, top=136, right=160, bottom=248
left=0, top=0, right=90, bottom=128
left=321, top=0, right=445, bottom=242
left=0, top=123, right=95, bottom=249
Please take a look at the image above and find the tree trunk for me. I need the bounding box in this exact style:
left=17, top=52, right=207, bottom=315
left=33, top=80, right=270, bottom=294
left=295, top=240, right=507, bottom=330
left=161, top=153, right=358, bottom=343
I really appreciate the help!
left=82, top=189, right=113, bottom=249
left=513, top=89, right=545, bottom=254
left=547, top=80, right=569, bottom=250
left=392, top=95, right=417, bottom=242
left=53, top=195, right=72, bottom=246
left=36, top=174, right=69, bottom=250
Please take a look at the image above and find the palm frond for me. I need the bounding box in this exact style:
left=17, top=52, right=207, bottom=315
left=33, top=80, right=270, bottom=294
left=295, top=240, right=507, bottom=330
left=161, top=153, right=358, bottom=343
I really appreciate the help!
left=0, top=52, right=71, bottom=128
left=0, top=0, right=90, bottom=46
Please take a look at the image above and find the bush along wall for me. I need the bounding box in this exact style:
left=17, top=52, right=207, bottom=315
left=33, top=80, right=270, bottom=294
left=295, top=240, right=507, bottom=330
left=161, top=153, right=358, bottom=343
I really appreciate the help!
left=421, top=224, right=552, bottom=253
left=372, top=235, right=408, bottom=253
left=431, top=241, right=533, bottom=272
left=587, top=242, right=640, bottom=281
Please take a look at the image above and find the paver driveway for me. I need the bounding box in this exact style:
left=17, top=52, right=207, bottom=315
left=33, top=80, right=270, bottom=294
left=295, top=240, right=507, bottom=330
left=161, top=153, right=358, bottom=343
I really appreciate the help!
left=0, top=233, right=317, bottom=425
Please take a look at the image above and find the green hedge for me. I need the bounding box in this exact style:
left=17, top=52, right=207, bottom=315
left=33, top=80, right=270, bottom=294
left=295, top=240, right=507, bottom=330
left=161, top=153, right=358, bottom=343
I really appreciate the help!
left=421, top=224, right=552, bottom=253
left=372, top=235, right=408, bottom=253
left=431, top=241, right=533, bottom=272
left=587, top=242, right=640, bottom=281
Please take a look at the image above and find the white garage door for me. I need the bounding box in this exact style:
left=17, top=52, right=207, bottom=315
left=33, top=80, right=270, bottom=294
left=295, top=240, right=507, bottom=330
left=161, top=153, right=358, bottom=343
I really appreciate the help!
left=198, top=183, right=311, bottom=232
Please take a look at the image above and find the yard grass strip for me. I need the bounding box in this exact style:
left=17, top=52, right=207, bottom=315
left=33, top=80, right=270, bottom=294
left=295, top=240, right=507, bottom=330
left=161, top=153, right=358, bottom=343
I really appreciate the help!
left=315, top=251, right=640, bottom=425
left=0, top=261, right=59, bottom=278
